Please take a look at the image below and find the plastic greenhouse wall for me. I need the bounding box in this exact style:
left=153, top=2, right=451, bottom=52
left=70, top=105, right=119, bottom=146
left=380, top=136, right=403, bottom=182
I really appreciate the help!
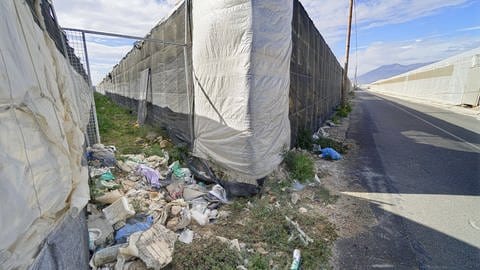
left=289, top=0, right=343, bottom=145
left=370, top=47, right=480, bottom=106
left=97, top=0, right=343, bottom=148
left=97, top=1, right=193, bottom=144
left=1, top=0, right=90, bottom=268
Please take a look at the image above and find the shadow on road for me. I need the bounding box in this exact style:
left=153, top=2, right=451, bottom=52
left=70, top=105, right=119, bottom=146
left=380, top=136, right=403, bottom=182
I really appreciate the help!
left=335, top=90, right=480, bottom=269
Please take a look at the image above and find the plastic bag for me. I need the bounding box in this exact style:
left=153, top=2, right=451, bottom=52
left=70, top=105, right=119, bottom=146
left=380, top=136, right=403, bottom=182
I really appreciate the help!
left=320, top=147, right=342, bottom=160
left=115, top=216, right=154, bottom=243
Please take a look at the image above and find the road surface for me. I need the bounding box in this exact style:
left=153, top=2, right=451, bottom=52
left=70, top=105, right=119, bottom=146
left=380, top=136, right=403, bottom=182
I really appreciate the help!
left=336, top=90, right=480, bottom=269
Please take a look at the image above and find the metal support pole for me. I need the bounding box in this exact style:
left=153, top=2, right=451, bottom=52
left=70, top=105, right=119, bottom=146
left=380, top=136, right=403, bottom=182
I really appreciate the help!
left=184, top=0, right=194, bottom=147
left=341, top=0, right=354, bottom=107
left=82, top=32, right=101, bottom=144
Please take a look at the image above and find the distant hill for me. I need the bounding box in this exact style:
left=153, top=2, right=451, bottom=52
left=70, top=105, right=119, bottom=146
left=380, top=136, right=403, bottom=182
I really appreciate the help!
left=357, top=62, right=433, bottom=84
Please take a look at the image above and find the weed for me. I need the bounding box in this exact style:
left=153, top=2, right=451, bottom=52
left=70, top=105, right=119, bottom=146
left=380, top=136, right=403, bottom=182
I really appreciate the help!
left=94, top=92, right=166, bottom=155
left=168, top=144, right=189, bottom=164
left=171, top=238, right=240, bottom=270
left=336, top=103, right=352, bottom=118
left=143, top=143, right=165, bottom=157
left=296, top=128, right=313, bottom=150
left=284, top=151, right=315, bottom=183
left=313, top=137, right=349, bottom=154
left=228, top=198, right=248, bottom=214
left=248, top=253, right=269, bottom=269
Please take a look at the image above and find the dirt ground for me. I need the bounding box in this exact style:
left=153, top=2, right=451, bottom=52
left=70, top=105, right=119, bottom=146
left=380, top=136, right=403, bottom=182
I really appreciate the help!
left=92, top=93, right=377, bottom=269
left=313, top=115, right=378, bottom=269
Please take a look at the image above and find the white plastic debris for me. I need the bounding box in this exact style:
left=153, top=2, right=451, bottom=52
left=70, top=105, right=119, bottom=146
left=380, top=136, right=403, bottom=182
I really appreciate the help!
left=102, top=197, right=135, bottom=226
left=209, top=184, right=228, bottom=203
left=178, top=229, right=194, bottom=244
left=135, top=223, right=177, bottom=269
left=95, top=190, right=123, bottom=205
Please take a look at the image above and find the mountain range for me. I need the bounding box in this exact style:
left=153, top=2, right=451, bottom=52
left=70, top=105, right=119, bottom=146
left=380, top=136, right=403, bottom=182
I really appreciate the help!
left=356, top=62, right=434, bottom=84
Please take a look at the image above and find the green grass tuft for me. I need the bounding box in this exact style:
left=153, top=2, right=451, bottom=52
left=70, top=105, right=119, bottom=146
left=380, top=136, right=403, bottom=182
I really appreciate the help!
left=94, top=92, right=167, bottom=155
left=296, top=128, right=313, bottom=150
left=284, top=151, right=315, bottom=183
left=172, top=238, right=241, bottom=270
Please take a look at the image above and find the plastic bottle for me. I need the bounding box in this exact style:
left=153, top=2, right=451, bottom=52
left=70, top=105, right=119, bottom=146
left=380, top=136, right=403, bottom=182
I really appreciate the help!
left=290, top=249, right=301, bottom=270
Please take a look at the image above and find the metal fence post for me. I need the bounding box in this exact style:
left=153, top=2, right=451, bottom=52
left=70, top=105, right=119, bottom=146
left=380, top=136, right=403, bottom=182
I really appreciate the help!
left=81, top=31, right=101, bottom=144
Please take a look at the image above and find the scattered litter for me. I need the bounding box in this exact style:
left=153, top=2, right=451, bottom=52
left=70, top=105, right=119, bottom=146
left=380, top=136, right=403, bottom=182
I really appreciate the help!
left=99, top=171, right=115, bottom=181
left=88, top=214, right=114, bottom=249
left=178, top=229, right=194, bottom=244
left=285, top=216, right=313, bottom=246
left=90, top=244, right=126, bottom=269
left=95, top=190, right=123, bottom=205
left=183, top=185, right=207, bottom=201
left=88, top=229, right=101, bottom=251
left=122, top=260, right=147, bottom=270
left=291, top=193, right=300, bottom=205
left=190, top=199, right=210, bottom=226
left=166, top=182, right=184, bottom=199
left=292, top=181, right=305, bottom=191
left=320, top=147, right=342, bottom=160
left=86, top=140, right=273, bottom=268
left=326, top=120, right=335, bottom=127
left=88, top=144, right=117, bottom=167
left=312, top=144, right=322, bottom=154
left=290, top=249, right=301, bottom=270
left=159, top=139, right=170, bottom=148
left=102, top=197, right=135, bottom=226
left=208, top=184, right=228, bottom=203
left=159, top=200, right=191, bottom=231
left=219, top=180, right=260, bottom=198
left=115, top=215, right=154, bottom=243
left=90, top=167, right=110, bottom=178
left=96, top=179, right=120, bottom=190
left=169, top=161, right=193, bottom=183
left=134, top=222, right=177, bottom=270
left=314, top=174, right=322, bottom=184
left=299, top=207, right=308, bottom=214
left=136, top=164, right=161, bottom=188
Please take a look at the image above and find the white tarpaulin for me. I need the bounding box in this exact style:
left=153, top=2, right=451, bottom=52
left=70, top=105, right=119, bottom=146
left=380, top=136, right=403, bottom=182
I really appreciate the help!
left=0, top=1, right=90, bottom=268
left=192, top=0, right=293, bottom=183
left=370, top=47, right=480, bottom=106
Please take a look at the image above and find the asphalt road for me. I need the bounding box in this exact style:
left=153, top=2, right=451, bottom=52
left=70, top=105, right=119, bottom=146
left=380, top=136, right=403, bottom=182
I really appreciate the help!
left=336, top=90, right=480, bottom=269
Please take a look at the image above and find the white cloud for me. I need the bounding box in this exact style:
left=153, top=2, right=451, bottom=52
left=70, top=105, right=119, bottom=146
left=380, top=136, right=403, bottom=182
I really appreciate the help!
left=352, top=35, right=480, bottom=76
left=54, top=0, right=176, bottom=35
left=300, top=0, right=472, bottom=46
left=458, top=25, right=480, bottom=32
left=299, top=0, right=478, bottom=77
left=53, top=0, right=477, bottom=84
left=54, top=0, right=176, bottom=84
left=84, top=41, right=132, bottom=84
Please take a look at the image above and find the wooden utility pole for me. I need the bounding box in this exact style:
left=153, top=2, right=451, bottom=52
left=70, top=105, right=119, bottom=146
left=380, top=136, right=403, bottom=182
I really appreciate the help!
left=341, top=0, right=354, bottom=107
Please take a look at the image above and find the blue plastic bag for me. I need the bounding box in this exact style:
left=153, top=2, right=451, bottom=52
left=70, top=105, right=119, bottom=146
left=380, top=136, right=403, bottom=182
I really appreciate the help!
left=321, top=148, right=342, bottom=160
left=115, top=215, right=154, bottom=243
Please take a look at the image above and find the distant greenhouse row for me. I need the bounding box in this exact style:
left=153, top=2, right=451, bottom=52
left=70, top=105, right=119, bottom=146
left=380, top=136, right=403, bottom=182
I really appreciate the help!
left=97, top=0, right=345, bottom=183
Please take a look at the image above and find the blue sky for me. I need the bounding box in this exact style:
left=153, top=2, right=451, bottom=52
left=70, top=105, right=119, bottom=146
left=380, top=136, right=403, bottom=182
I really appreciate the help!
left=55, top=0, right=480, bottom=84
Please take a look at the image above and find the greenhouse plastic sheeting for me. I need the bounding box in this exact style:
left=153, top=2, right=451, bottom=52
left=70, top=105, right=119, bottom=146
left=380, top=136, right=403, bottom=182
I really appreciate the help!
left=97, top=1, right=192, bottom=143
left=370, top=47, right=480, bottom=106
left=0, top=1, right=90, bottom=268
left=192, top=0, right=292, bottom=183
